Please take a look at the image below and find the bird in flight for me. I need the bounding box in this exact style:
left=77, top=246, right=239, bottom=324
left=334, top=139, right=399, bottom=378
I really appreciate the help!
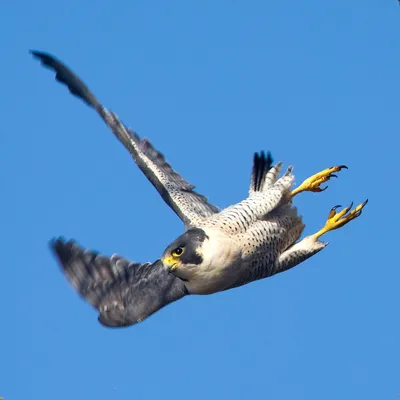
left=31, top=51, right=367, bottom=327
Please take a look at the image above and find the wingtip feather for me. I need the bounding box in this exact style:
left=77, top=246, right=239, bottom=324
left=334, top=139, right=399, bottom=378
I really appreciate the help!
left=251, top=150, right=274, bottom=192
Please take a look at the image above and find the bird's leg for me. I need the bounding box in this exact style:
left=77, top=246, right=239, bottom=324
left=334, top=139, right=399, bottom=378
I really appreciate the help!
left=274, top=239, right=327, bottom=275
left=310, top=200, right=368, bottom=240
left=290, top=165, right=347, bottom=197
left=273, top=200, right=368, bottom=275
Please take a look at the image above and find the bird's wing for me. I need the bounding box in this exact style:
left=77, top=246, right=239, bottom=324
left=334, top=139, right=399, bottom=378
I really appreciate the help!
left=51, top=238, right=188, bottom=327
left=31, top=51, right=219, bottom=226
left=248, top=151, right=283, bottom=196
left=248, top=151, right=273, bottom=195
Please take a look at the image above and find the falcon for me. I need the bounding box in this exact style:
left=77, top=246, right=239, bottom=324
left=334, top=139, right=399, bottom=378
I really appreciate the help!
left=32, top=51, right=368, bottom=327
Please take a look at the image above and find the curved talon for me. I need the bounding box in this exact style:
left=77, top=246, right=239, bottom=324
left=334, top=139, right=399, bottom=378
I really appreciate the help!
left=314, top=199, right=368, bottom=239
left=328, top=204, right=341, bottom=219
left=312, top=185, right=328, bottom=193
left=355, top=200, right=368, bottom=217
left=348, top=201, right=354, bottom=209
left=343, top=202, right=354, bottom=214
left=360, top=199, right=369, bottom=208
left=291, top=165, right=347, bottom=197
left=329, top=165, right=348, bottom=170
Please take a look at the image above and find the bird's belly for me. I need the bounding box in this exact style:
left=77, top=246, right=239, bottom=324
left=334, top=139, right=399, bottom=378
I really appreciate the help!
left=182, top=262, right=243, bottom=295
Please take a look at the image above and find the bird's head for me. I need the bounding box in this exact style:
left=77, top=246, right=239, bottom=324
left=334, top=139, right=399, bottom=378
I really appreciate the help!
left=161, top=228, right=209, bottom=281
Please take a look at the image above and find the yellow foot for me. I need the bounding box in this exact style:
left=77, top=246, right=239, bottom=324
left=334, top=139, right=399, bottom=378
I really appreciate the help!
left=291, top=165, right=347, bottom=197
left=312, top=200, right=368, bottom=240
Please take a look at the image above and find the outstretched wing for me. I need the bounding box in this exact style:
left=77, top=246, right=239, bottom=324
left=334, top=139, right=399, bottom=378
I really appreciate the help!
left=51, top=238, right=188, bottom=327
left=31, top=51, right=219, bottom=226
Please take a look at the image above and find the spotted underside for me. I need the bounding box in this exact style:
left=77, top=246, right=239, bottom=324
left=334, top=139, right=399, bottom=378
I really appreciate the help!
left=193, top=167, right=306, bottom=291
left=32, top=50, right=366, bottom=327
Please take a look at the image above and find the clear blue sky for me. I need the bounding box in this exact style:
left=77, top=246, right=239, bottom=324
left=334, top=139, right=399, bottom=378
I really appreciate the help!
left=1, top=1, right=399, bottom=399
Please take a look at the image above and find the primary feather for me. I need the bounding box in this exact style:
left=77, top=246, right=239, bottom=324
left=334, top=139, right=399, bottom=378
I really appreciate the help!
left=52, top=239, right=188, bottom=326
left=32, top=51, right=366, bottom=328
left=31, top=50, right=219, bottom=226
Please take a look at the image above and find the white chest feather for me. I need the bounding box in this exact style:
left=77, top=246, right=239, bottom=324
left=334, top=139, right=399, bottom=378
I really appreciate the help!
left=180, top=228, right=243, bottom=294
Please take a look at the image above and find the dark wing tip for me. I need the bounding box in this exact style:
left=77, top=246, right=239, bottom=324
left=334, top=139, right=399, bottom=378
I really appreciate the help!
left=252, top=150, right=273, bottom=170
left=251, top=150, right=274, bottom=192
left=30, top=49, right=53, bottom=63
left=31, top=49, right=100, bottom=110
left=49, top=238, right=187, bottom=328
left=50, top=236, right=86, bottom=261
left=265, top=151, right=273, bottom=168
left=50, top=236, right=74, bottom=264
left=49, top=237, right=134, bottom=327
left=30, top=50, right=66, bottom=76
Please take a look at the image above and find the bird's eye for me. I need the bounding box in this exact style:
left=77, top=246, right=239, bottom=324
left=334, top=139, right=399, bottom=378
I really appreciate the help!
left=172, top=247, right=184, bottom=257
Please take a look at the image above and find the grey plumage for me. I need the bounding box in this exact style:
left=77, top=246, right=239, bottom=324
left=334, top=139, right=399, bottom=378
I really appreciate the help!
left=32, top=51, right=367, bottom=328
left=31, top=51, right=275, bottom=325
left=163, top=228, right=209, bottom=267
left=30, top=50, right=218, bottom=226
left=51, top=239, right=188, bottom=327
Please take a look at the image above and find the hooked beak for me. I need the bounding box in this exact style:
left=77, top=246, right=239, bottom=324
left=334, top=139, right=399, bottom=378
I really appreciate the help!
left=162, top=256, right=179, bottom=273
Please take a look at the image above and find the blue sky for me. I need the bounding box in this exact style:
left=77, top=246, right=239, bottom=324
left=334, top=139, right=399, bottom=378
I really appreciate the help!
left=1, top=1, right=399, bottom=399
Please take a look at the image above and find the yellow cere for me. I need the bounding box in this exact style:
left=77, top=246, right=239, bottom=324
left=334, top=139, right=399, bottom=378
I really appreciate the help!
left=163, top=256, right=179, bottom=270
